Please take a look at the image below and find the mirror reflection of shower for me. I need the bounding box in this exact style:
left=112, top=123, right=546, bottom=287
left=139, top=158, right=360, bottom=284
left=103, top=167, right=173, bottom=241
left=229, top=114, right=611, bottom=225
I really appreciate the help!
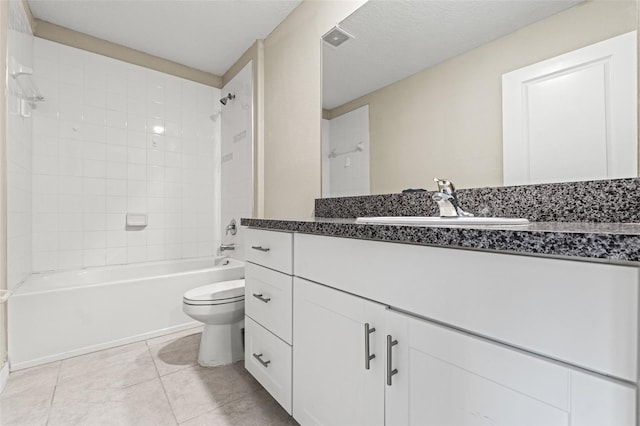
left=220, top=92, right=235, bottom=105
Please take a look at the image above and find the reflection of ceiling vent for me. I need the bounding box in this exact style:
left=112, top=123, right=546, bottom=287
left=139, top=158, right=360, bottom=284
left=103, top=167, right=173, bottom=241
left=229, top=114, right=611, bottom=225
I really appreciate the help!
left=322, top=26, right=353, bottom=48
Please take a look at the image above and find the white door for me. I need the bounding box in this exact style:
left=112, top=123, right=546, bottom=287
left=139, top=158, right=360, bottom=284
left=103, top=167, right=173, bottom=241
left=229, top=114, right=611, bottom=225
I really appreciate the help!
left=502, top=31, right=637, bottom=186
left=384, top=309, right=635, bottom=425
left=293, top=277, right=385, bottom=426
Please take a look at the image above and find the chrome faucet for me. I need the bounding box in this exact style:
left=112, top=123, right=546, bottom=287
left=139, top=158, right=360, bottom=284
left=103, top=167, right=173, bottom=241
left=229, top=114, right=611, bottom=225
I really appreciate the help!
left=432, top=178, right=474, bottom=217
left=220, top=243, right=235, bottom=252
left=225, top=219, right=237, bottom=236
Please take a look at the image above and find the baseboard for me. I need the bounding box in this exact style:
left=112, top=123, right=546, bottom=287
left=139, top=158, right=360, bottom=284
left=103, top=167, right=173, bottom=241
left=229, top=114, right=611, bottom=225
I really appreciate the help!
left=0, top=361, right=9, bottom=394
left=10, top=322, right=201, bottom=371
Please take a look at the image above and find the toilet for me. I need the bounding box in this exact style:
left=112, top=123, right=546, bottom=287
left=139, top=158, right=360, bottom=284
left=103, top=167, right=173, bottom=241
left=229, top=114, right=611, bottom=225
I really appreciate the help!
left=182, top=279, right=245, bottom=367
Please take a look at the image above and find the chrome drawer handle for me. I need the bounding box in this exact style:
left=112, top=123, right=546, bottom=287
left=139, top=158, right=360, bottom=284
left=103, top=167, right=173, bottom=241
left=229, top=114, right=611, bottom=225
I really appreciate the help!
left=386, top=335, right=398, bottom=386
left=253, top=353, right=271, bottom=368
left=364, top=323, right=376, bottom=370
left=252, top=293, right=271, bottom=303
left=251, top=246, right=270, bottom=252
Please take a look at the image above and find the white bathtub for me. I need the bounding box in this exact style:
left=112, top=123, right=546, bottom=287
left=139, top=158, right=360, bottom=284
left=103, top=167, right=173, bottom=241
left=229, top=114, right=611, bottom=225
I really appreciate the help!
left=8, top=257, right=244, bottom=370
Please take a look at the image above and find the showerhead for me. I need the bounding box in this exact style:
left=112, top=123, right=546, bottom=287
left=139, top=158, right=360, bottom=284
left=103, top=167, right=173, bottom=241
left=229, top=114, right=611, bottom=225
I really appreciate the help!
left=220, top=93, right=235, bottom=106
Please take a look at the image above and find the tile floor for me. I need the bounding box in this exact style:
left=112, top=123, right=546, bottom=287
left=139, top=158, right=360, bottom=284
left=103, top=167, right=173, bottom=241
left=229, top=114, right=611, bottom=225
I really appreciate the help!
left=0, top=327, right=297, bottom=426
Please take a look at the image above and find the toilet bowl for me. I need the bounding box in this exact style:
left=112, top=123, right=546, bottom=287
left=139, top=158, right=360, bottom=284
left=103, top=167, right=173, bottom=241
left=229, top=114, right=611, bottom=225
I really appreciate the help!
left=182, top=279, right=245, bottom=367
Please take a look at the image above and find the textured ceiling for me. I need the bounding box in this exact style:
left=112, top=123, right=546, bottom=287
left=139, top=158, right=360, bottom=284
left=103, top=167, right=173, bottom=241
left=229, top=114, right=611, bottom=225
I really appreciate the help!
left=28, top=0, right=302, bottom=76
left=323, top=0, right=584, bottom=110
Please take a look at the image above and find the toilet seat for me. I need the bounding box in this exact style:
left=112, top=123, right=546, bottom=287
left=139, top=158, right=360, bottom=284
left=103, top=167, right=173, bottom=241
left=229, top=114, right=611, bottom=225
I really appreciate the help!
left=183, top=279, right=245, bottom=306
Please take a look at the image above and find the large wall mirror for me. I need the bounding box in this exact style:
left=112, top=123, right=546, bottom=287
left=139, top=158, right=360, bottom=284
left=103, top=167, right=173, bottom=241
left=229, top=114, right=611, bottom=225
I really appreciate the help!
left=321, top=0, right=638, bottom=198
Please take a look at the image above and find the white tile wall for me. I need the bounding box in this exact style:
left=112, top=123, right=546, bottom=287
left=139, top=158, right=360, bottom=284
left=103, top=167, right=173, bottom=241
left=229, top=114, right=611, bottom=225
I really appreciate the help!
left=7, top=0, right=34, bottom=290
left=220, top=62, right=253, bottom=261
left=31, top=38, right=221, bottom=271
left=321, top=119, right=331, bottom=197
left=322, top=105, right=370, bottom=197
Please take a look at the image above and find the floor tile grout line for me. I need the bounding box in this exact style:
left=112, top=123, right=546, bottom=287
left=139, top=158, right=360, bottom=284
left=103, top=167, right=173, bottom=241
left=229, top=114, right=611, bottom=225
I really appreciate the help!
left=145, top=338, right=163, bottom=380
left=146, top=342, right=180, bottom=425
left=176, top=384, right=263, bottom=425
left=45, top=362, right=63, bottom=426
left=158, top=377, right=181, bottom=426
left=144, top=332, right=200, bottom=379
left=54, top=361, right=63, bottom=387
left=120, top=374, right=163, bottom=390
left=157, top=362, right=199, bottom=380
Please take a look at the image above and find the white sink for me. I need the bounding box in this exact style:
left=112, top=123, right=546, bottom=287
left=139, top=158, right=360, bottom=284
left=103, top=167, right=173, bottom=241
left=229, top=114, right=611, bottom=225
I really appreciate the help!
left=355, top=216, right=530, bottom=226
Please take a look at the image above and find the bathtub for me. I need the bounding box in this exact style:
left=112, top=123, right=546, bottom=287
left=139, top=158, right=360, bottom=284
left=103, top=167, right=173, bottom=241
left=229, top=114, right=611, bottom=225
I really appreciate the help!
left=8, top=257, right=244, bottom=370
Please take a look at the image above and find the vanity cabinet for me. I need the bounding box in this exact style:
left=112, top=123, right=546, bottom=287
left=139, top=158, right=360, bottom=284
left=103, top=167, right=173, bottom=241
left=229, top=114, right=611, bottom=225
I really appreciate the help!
left=292, top=277, right=385, bottom=426
left=385, top=308, right=635, bottom=425
left=244, top=228, right=639, bottom=425
left=292, top=275, right=635, bottom=425
left=243, top=228, right=293, bottom=414
left=294, top=233, right=639, bottom=382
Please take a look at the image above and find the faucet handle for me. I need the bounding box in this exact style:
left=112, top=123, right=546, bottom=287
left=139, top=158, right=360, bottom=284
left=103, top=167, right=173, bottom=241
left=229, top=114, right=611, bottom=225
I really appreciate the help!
left=225, top=219, right=237, bottom=236
left=433, top=177, right=455, bottom=194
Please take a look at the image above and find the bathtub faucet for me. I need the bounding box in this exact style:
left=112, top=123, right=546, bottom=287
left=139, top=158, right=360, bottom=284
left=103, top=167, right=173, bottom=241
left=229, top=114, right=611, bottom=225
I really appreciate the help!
left=220, top=243, right=235, bottom=252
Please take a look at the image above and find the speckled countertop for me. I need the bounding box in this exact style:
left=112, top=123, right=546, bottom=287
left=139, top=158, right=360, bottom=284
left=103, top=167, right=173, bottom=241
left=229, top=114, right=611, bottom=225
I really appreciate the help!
left=240, top=217, right=640, bottom=264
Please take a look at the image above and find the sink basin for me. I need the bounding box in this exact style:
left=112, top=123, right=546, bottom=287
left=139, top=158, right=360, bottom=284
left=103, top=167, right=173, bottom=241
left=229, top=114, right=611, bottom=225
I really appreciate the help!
left=355, top=216, right=530, bottom=226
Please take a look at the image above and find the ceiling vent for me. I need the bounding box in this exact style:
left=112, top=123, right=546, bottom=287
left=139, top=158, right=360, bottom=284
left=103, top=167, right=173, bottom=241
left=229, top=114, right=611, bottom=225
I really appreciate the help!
left=322, top=26, right=353, bottom=48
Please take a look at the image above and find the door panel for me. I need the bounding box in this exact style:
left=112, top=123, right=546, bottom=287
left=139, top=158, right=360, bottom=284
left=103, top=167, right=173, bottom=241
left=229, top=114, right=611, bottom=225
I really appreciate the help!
left=503, top=31, right=637, bottom=185
left=385, top=309, right=634, bottom=425
left=293, top=277, right=385, bottom=426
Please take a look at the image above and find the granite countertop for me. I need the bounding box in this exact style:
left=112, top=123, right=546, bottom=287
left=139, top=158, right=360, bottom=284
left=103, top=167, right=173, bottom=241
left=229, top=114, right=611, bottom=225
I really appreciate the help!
left=240, top=217, right=640, bottom=264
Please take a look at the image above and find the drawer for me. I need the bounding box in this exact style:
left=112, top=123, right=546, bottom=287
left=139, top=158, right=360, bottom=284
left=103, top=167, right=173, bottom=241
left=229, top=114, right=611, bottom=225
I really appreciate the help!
left=245, top=316, right=292, bottom=414
left=246, top=228, right=293, bottom=274
left=246, top=263, right=293, bottom=344
left=294, top=233, right=639, bottom=382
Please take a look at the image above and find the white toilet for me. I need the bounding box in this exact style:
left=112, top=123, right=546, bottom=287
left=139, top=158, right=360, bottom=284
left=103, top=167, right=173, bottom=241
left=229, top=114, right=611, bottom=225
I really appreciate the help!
left=182, top=279, right=245, bottom=367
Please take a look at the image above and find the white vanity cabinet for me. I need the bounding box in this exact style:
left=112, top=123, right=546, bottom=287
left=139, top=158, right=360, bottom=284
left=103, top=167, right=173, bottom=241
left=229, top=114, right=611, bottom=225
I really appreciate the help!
left=243, top=228, right=293, bottom=414
left=292, top=277, right=386, bottom=426
left=385, top=309, right=635, bottom=425
left=292, top=232, right=638, bottom=426
left=291, top=276, right=636, bottom=425
left=244, top=228, right=639, bottom=425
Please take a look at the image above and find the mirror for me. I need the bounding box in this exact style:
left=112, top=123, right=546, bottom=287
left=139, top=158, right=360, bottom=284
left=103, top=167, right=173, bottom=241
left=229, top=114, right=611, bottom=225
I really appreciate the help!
left=321, top=0, right=638, bottom=197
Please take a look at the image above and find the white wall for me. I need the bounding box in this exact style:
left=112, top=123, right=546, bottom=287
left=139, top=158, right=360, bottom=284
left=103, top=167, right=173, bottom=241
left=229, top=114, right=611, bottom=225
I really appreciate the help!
left=31, top=38, right=220, bottom=272
left=7, top=0, right=33, bottom=290
left=220, top=62, right=253, bottom=261
left=323, top=105, right=370, bottom=197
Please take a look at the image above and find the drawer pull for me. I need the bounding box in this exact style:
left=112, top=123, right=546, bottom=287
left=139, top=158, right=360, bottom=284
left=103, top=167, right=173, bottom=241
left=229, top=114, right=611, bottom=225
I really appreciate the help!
left=251, top=246, right=271, bottom=252
left=253, top=353, right=271, bottom=368
left=253, top=293, right=271, bottom=303
left=364, top=323, right=376, bottom=370
left=386, top=335, right=398, bottom=386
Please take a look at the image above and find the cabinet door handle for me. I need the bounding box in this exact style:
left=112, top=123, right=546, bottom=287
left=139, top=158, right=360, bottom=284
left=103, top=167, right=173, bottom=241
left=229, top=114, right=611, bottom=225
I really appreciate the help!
left=364, top=323, right=376, bottom=370
left=251, top=246, right=270, bottom=252
left=252, top=293, right=271, bottom=303
left=253, top=353, right=271, bottom=368
left=386, top=335, right=398, bottom=386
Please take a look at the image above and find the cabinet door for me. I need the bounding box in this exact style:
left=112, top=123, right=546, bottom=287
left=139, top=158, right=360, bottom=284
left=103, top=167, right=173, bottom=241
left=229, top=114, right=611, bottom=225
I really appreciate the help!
left=293, top=278, right=386, bottom=426
left=385, top=309, right=635, bottom=426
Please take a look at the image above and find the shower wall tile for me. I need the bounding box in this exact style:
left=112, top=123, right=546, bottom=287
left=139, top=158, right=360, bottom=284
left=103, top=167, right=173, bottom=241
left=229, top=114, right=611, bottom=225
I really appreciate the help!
left=31, top=38, right=221, bottom=272
left=219, top=62, right=253, bottom=262
left=7, top=3, right=34, bottom=289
